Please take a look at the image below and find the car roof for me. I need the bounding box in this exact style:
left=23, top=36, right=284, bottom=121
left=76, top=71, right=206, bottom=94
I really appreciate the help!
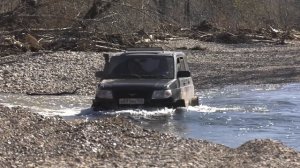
left=111, top=48, right=185, bottom=57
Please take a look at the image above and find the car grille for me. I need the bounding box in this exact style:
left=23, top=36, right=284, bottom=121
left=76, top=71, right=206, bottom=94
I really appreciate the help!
left=113, top=89, right=153, bottom=99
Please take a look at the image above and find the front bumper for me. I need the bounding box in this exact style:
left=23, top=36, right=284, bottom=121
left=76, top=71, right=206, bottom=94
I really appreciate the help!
left=92, top=97, right=176, bottom=110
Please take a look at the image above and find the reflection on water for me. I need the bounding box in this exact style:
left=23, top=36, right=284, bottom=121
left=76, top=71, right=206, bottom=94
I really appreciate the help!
left=0, top=83, right=300, bottom=151
left=0, top=94, right=92, bottom=116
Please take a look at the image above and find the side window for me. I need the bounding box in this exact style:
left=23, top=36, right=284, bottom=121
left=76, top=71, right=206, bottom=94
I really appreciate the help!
left=177, top=57, right=186, bottom=72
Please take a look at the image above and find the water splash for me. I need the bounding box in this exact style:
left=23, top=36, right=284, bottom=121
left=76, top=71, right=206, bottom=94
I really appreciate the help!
left=188, top=104, right=242, bottom=113
left=0, top=93, right=92, bottom=117
left=87, top=107, right=176, bottom=120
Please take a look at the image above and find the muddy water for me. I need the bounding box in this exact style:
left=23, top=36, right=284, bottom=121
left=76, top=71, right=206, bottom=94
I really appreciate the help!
left=1, top=83, right=300, bottom=151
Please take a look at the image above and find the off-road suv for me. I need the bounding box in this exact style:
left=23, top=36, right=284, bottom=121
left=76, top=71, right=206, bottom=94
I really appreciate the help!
left=92, top=48, right=198, bottom=110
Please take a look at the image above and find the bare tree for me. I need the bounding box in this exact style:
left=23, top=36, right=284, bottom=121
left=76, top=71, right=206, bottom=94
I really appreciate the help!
left=184, top=0, right=191, bottom=26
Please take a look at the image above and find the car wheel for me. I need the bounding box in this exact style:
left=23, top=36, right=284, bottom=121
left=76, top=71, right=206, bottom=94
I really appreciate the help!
left=91, top=104, right=99, bottom=111
left=190, top=97, right=199, bottom=106
left=91, top=101, right=103, bottom=111
left=174, top=99, right=188, bottom=108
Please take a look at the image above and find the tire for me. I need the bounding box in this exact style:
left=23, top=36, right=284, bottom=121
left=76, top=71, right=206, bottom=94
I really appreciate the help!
left=190, top=97, right=199, bottom=106
left=92, top=102, right=113, bottom=111
left=91, top=101, right=105, bottom=111
left=91, top=103, right=100, bottom=111
left=174, top=99, right=188, bottom=108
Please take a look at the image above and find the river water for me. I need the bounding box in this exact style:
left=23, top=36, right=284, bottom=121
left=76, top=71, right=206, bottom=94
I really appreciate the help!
left=1, top=83, right=299, bottom=151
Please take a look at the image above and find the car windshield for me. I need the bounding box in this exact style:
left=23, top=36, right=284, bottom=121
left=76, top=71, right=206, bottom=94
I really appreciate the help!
left=106, top=56, right=174, bottom=79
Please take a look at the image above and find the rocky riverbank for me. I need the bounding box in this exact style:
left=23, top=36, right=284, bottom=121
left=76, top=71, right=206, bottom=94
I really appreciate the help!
left=1, top=39, right=300, bottom=95
left=0, top=51, right=103, bottom=95
left=1, top=40, right=300, bottom=167
left=1, top=105, right=300, bottom=167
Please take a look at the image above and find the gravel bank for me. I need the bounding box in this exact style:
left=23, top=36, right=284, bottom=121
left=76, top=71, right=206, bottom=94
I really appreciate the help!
left=1, top=40, right=300, bottom=95
left=1, top=105, right=300, bottom=167
left=1, top=40, right=300, bottom=167
left=0, top=51, right=103, bottom=95
left=168, top=39, right=300, bottom=89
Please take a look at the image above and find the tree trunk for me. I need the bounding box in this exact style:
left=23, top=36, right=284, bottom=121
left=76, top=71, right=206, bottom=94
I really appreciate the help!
left=184, top=0, right=191, bottom=26
left=158, top=0, right=167, bottom=22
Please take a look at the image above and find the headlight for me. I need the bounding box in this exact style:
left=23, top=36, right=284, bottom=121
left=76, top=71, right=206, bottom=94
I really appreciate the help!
left=152, top=90, right=172, bottom=99
left=96, top=89, right=113, bottom=99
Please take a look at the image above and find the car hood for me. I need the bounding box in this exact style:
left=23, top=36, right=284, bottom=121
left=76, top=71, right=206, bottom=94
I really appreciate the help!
left=100, top=79, right=176, bottom=90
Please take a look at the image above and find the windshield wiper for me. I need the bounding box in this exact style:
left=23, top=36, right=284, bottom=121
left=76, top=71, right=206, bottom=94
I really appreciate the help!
left=108, top=74, right=169, bottom=79
left=113, top=74, right=141, bottom=79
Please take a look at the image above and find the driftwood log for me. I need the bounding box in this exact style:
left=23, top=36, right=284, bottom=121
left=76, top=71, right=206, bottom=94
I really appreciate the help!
left=26, top=88, right=79, bottom=96
left=1, top=24, right=299, bottom=58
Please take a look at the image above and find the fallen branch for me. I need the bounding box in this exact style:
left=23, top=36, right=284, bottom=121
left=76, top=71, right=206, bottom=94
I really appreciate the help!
left=26, top=88, right=79, bottom=96
left=95, top=45, right=123, bottom=52
left=251, top=39, right=277, bottom=44
left=93, top=40, right=124, bottom=48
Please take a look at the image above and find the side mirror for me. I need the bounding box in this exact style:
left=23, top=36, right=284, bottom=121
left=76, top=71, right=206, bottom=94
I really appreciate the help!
left=177, top=71, right=191, bottom=78
left=95, top=71, right=104, bottom=78
left=103, top=53, right=110, bottom=64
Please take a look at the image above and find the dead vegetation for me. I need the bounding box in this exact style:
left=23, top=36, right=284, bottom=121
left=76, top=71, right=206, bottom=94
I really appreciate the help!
left=1, top=21, right=299, bottom=58
left=0, top=0, right=300, bottom=57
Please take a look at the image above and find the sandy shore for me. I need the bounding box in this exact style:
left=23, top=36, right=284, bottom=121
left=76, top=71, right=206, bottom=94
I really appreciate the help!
left=1, top=40, right=300, bottom=167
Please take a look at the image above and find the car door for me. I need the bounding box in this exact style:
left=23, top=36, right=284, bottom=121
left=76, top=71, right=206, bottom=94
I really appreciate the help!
left=176, top=56, right=194, bottom=102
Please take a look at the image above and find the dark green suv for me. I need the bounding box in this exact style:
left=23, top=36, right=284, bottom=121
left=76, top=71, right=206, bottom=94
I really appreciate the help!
left=92, top=48, right=198, bottom=110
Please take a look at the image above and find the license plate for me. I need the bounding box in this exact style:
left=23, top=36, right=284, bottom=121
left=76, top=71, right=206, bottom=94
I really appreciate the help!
left=119, top=98, right=144, bottom=105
